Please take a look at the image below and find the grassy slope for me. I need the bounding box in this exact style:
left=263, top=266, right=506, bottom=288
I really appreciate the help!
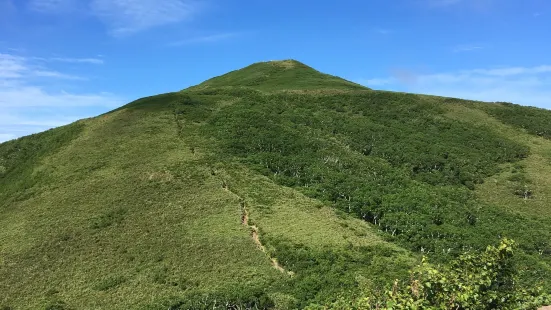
left=0, top=72, right=409, bottom=309
left=190, top=60, right=368, bottom=92
left=1, top=60, right=551, bottom=309
left=444, top=102, right=551, bottom=218
left=1, top=108, right=277, bottom=308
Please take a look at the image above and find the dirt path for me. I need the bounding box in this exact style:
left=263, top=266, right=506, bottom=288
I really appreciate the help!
left=224, top=182, right=293, bottom=276
left=240, top=199, right=293, bottom=275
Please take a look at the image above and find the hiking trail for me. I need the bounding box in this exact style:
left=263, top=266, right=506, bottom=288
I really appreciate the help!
left=223, top=181, right=293, bottom=276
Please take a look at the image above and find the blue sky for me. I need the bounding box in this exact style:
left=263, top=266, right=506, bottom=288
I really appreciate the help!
left=1, top=0, right=550, bottom=142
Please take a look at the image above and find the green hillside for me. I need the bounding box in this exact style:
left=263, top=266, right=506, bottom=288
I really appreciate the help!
left=1, top=60, right=551, bottom=309
left=188, top=60, right=367, bottom=92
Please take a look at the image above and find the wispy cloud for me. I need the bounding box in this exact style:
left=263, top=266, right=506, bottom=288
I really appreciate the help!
left=427, top=0, right=463, bottom=7
left=0, top=0, right=16, bottom=15
left=359, top=65, right=551, bottom=109
left=465, top=66, right=551, bottom=76
left=91, top=0, right=203, bottom=36
left=453, top=44, right=484, bottom=52
left=0, top=86, right=120, bottom=108
left=26, top=0, right=207, bottom=36
left=0, top=133, right=15, bottom=143
left=426, top=0, right=494, bottom=11
left=32, top=56, right=104, bottom=65
left=168, top=32, right=242, bottom=46
left=28, top=0, right=77, bottom=13
left=49, top=57, right=104, bottom=64
left=373, top=28, right=392, bottom=35
left=7, top=47, right=26, bottom=53
left=0, top=52, right=123, bottom=142
left=361, top=78, right=393, bottom=87
left=0, top=53, right=85, bottom=80
left=0, top=54, right=27, bottom=78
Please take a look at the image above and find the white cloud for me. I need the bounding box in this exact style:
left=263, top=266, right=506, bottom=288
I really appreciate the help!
left=26, top=0, right=206, bottom=36
left=0, top=133, right=16, bottom=143
left=91, top=0, right=202, bottom=35
left=168, top=32, right=241, bottom=46
left=428, top=0, right=463, bottom=7
left=360, top=78, right=393, bottom=87
left=0, top=114, right=81, bottom=127
left=0, top=113, right=82, bottom=142
left=0, top=53, right=84, bottom=80
left=373, top=28, right=392, bottom=35
left=465, top=66, right=551, bottom=76
left=0, top=54, right=26, bottom=78
left=359, top=65, right=551, bottom=109
left=28, top=0, right=77, bottom=13
left=426, top=0, right=495, bottom=12
left=0, top=86, right=120, bottom=108
left=32, top=70, right=84, bottom=80
left=7, top=47, right=26, bottom=53
left=0, top=52, right=124, bottom=142
left=32, top=56, right=104, bottom=65
left=453, top=44, right=484, bottom=52
left=49, top=57, right=104, bottom=64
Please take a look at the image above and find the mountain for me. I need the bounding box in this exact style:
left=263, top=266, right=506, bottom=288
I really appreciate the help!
left=188, top=60, right=367, bottom=92
left=2, top=60, right=551, bottom=309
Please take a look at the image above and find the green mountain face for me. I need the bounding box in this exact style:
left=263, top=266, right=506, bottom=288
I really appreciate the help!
left=188, top=60, right=368, bottom=92
left=2, top=60, right=551, bottom=309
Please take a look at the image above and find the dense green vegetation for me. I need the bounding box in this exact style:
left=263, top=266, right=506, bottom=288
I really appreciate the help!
left=480, top=101, right=551, bottom=140
left=190, top=60, right=367, bottom=92
left=1, top=60, right=551, bottom=309
left=192, top=86, right=551, bottom=274
left=306, top=239, right=551, bottom=309
left=0, top=122, right=83, bottom=203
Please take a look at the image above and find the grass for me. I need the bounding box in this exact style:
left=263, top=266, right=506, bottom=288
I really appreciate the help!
left=189, top=60, right=369, bottom=92
left=1, top=59, right=551, bottom=309
left=0, top=108, right=284, bottom=308
left=0, top=84, right=410, bottom=309
left=443, top=102, right=551, bottom=218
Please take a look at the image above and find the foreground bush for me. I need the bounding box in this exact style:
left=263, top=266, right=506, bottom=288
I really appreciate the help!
left=307, top=239, right=550, bottom=309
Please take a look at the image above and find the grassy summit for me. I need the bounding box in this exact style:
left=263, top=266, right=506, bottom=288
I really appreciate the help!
left=1, top=60, right=551, bottom=309
left=190, top=60, right=368, bottom=92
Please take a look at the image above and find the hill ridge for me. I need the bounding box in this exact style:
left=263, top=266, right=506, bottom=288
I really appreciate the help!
left=187, top=59, right=369, bottom=92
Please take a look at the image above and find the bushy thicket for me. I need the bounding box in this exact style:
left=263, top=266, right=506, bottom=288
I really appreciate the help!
left=260, top=237, right=412, bottom=309
left=306, top=239, right=551, bottom=309
left=186, top=89, right=551, bottom=287
left=480, top=101, right=551, bottom=140
left=160, top=286, right=276, bottom=310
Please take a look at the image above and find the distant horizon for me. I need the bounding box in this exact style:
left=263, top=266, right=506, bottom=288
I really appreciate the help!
left=1, top=0, right=550, bottom=142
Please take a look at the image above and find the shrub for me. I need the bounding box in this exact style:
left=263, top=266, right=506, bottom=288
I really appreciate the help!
left=307, top=239, right=551, bottom=309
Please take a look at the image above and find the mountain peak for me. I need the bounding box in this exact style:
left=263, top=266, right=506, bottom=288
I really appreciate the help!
left=264, top=59, right=302, bottom=68
left=189, top=59, right=369, bottom=92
